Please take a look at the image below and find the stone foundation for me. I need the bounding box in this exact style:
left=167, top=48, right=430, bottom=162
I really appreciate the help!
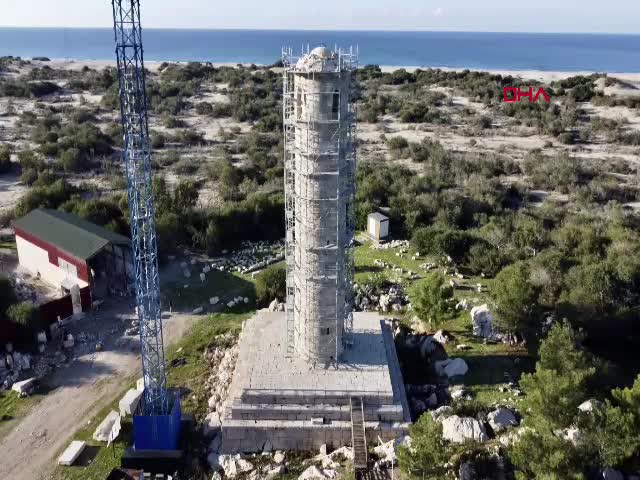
left=221, top=311, right=410, bottom=452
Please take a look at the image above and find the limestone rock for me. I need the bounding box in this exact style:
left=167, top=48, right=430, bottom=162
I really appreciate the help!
left=273, top=451, right=285, bottom=464
left=450, top=385, right=468, bottom=400
left=487, top=407, right=519, bottom=433
left=218, top=454, right=254, bottom=478
left=373, top=435, right=412, bottom=465
left=578, top=399, right=603, bottom=413
left=298, top=465, right=327, bottom=480
left=328, top=445, right=354, bottom=461
left=92, top=410, right=120, bottom=442
left=441, top=415, right=488, bottom=443
left=600, top=468, right=624, bottom=480
left=203, top=411, right=221, bottom=437
left=11, top=377, right=36, bottom=395
left=433, top=329, right=453, bottom=345
left=266, top=465, right=286, bottom=478
left=435, top=358, right=468, bottom=378
left=470, top=304, right=493, bottom=338
left=431, top=405, right=453, bottom=422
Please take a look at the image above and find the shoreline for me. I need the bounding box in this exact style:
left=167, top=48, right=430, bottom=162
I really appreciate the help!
left=24, top=58, right=640, bottom=84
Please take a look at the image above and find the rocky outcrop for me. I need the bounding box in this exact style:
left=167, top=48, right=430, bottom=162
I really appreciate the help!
left=441, top=415, right=488, bottom=443
left=487, top=407, right=519, bottom=433
left=470, top=304, right=493, bottom=338
left=435, top=358, right=469, bottom=378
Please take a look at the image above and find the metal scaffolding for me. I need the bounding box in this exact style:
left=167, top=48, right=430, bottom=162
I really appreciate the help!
left=282, top=46, right=358, bottom=365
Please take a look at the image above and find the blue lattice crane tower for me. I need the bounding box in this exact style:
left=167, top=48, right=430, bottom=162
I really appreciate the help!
left=111, top=0, right=180, bottom=450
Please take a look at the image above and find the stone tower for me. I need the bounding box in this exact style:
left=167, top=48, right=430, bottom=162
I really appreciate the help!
left=283, top=46, right=357, bottom=364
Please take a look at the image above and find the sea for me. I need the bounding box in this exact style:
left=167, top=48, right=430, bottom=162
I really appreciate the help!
left=1, top=28, right=640, bottom=72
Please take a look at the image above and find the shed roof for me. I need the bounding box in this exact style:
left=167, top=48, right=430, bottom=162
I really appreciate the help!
left=368, top=212, right=389, bottom=222
left=14, top=208, right=129, bottom=261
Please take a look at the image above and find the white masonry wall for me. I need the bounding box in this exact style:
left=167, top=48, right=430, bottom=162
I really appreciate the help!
left=292, top=72, right=350, bottom=363
left=15, top=235, right=88, bottom=289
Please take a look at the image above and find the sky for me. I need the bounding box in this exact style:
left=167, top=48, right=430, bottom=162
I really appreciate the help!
left=1, top=0, right=639, bottom=34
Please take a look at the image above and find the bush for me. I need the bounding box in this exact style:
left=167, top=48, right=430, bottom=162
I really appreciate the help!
left=410, top=273, right=454, bottom=328
left=411, top=226, right=475, bottom=263
left=398, top=414, right=452, bottom=480
left=0, top=276, right=17, bottom=317
left=0, top=145, right=12, bottom=173
left=151, top=132, right=166, bottom=149
left=8, top=302, right=43, bottom=335
left=59, top=148, right=84, bottom=172
left=195, top=102, right=214, bottom=116
left=255, top=265, right=286, bottom=307
left=490, top=261, right=539, bottom=335
left=466, top=242, right=505, bottom=277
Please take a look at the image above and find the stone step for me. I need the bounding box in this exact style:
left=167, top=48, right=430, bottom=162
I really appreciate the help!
left=229, top=401, right=405, bottom=422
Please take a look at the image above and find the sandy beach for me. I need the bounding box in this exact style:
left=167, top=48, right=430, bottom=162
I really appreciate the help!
left=38, top=58, right=640, bottom=86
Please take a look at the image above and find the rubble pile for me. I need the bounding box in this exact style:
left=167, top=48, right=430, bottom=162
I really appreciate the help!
left=372, top=259, right=420, bottom=280
left=353, top=282, right=409, bottom=313
left=203, top=333, right=239, bottom=461
left=187, top=240, right=284, bottom=277
left=0, top=346, right=67, bottom=392
left=373, top=240, right=409, bottom=250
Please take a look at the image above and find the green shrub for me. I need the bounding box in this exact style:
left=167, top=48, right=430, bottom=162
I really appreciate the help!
left=255, top=265, right=286, bottom=306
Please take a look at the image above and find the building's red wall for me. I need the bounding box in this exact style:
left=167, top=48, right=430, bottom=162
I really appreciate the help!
left=14, top=228, right=90, bottom=283
left=39, top=295, right=73, bottom=327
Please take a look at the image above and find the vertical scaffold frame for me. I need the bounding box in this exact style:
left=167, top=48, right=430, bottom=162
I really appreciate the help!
left=112, top=0, right=168, bottom=416
left=282, top=46, right=358, bottom=363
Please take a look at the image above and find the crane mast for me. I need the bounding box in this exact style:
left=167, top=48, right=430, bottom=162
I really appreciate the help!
left=111, top=0, right=168, bottom=416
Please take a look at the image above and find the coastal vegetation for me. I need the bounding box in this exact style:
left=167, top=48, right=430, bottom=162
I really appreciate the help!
left=1, top=56, right=640, bottom=478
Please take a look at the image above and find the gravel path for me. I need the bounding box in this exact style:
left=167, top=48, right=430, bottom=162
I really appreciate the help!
left=0, top=300, right=195, bottom=480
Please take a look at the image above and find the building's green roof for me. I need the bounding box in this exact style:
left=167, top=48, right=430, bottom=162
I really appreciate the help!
left=14, top=208, right=130, bottom=260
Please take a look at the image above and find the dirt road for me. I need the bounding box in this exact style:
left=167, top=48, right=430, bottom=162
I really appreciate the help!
left=0, top=300, right=195, bottom=480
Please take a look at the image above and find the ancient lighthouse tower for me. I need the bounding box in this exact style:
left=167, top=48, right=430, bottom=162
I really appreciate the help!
left=283, top=46, right=357, bottom=364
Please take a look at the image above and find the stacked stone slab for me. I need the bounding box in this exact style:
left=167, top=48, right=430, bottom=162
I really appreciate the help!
left=221, top=311, right=410, bottom=452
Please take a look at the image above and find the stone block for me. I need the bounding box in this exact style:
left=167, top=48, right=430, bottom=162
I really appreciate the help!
left=119, top=388, right=143, bottom=417
left=12, top=377, right=36, bottom=395
left=93, top=410, right=120, bottom=442
left=58, top=440, right=86, bottom=466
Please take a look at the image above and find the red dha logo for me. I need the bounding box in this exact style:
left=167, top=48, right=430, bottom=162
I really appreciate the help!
left=503, top=87, right=550, bottom=103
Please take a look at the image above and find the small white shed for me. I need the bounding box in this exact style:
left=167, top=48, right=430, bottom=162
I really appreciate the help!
left=367, top=212, right=390, bottom=241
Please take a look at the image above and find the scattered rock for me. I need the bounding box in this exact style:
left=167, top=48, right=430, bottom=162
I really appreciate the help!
left=431, top=406, right=454, bottom=422
left=600, top=468, right=624, bottom=480
left=266, top=465, right=286, bottom=478
left=470, top=304, right=493, bottom=338
left=11, top=377, right=36, bottom=396
left=441, top=415, right=488, bottom=443
left=450, top=385, right=469, bottom=401
left=273, top=451, right=285, bottom=464
left=487, top=407, right=519, bottom=433
left=435, top=358, right=469, bottom=378
left=373, top=435, right=412, bottom=466
left=298, top=465, right=327, bottom=480
left=578, top=399, right=603, bottom=413
left=203, top=412, right=221, bottom=437
left=433, top=329, right=454, bottom=345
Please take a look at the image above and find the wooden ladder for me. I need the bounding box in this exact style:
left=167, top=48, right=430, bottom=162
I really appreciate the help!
left=350, top=396, right=368, bottom=471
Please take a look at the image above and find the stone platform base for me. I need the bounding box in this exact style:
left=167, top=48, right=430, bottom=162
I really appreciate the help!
left=221, top=311, right=410, bottom=452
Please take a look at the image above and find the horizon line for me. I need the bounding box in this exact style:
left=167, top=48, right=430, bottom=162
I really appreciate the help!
left=0, top=25, right=639, bottom=36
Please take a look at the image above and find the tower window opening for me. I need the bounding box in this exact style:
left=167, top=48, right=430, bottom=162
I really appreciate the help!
left=331, top=90, right=339, bottom=119
left=326, top=328, right=330, bottom=335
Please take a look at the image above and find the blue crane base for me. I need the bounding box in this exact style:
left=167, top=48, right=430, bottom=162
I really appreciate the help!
left=133, top=389, right=182, bottom=451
